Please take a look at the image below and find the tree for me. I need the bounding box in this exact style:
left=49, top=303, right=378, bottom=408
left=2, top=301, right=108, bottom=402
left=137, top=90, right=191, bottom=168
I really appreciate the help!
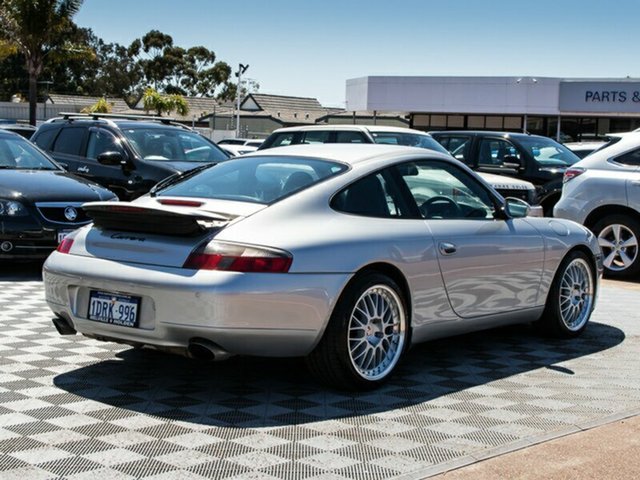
left=0, top=0, right=85, bottom=125
left=141, top=87, right=189, bottom=117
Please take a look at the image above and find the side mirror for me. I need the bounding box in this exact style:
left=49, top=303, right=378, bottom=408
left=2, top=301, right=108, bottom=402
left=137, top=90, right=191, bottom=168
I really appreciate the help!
left=97, top=151, right=126, bottom=166
left=504, top=197, right=531, bottom=218
left=503, top=155, right=524, bottom=170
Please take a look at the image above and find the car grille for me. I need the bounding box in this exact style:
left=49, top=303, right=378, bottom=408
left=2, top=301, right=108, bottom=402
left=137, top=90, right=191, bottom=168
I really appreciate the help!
left=36, top=203, right=92, bottom=225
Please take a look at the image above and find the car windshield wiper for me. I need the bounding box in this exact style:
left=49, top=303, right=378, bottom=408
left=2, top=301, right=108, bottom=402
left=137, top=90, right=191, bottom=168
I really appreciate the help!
left=149, top=163, right=217, bottom=196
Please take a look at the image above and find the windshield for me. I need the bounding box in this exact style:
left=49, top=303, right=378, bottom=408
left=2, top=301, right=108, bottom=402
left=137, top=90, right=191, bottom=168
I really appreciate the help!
left=121, top=127, right=228, bottom=162
left=517, top=136, right=580, bottom=167
left=157, top=155, right=348, bottom=204
left=371, top=132, right=450, bottom=154
left=0, top=136, right=60, bottom=170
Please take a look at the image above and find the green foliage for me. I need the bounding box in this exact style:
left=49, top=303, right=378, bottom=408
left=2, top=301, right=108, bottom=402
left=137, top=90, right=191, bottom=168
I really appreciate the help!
left=0, top=0, right=85, bottom=123
left=81, top=97, right=111, bottom=113
left=142, top=87, right=189, bottom=117
left=0, top=3, right=239, bottom=110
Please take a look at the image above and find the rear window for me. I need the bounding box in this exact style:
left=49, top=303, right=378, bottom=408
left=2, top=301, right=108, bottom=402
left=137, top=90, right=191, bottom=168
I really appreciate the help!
left=157, top=155, right=347, bottom=204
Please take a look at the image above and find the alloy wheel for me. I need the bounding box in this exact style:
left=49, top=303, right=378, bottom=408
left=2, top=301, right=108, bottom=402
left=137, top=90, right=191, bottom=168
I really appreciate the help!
left=559, top=258, right=594, bottom=332
left=598, top=223, right=638, bottom=273
left=347, top=285, right=406, bottom=381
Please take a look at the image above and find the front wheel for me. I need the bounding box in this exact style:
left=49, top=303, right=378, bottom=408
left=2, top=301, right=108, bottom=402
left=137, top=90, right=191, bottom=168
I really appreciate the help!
left=593, top=214, right=640, bottom=278
left=539, top=251, right=595, bottom=338
left=306, top=273, right=408, bottom=390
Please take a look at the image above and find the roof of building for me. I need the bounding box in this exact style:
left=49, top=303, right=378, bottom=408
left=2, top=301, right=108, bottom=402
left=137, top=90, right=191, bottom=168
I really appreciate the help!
left=237, top=94, right=341, bottom=125
left=46, top=94, right=131, bottom=112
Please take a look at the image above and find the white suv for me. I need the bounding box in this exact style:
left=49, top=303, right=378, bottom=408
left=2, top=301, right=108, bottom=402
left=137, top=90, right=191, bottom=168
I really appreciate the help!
left=554, top=131, right=640, bottom=277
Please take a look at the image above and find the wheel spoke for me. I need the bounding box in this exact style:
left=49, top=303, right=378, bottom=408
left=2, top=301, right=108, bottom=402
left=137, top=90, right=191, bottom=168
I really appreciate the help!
left=598, top=237, right=616, bottom=249
left=621, top=237, right=638, bottom=248
left=602, top=251, right=617, bottom=269
left=612, top=224, right=622, bottom=243
left=619, top=250, right=635, bottom=268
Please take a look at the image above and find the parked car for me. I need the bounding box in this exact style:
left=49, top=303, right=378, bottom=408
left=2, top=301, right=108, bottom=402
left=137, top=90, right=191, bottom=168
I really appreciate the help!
left=43, top=144, right=601, bottom=390
left=430, top=131, right=582, bottom=216
left=0, top=123, right=37, bottom=139
left=0, top=129, right=116, bottom=259
left=31, top=113, right=229, bottom=200
left=259, top=125, right=541, bottom=213
left=554, top=131, right=640, bottom=278
left=217, top=138, right=263, bottom=156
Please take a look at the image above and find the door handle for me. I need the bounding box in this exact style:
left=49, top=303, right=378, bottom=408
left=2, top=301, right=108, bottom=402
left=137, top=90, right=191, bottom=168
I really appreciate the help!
left=631, top=180, right=640, bottom=186
left=77, top=166, right=89, bottom=173
left=439, top=242, right=457, bottom=255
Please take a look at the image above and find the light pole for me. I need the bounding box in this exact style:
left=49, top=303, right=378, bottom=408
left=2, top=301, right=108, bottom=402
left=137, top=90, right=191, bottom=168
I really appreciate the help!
left=235, top=63, right=249, bottom=138
left=38, top=80, right=53, bottom=121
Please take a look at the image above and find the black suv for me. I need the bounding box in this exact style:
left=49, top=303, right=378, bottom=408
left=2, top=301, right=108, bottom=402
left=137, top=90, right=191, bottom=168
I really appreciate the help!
left=430, top=131, right=581, bottom=215
left=31, top=113, right=229, bottom=200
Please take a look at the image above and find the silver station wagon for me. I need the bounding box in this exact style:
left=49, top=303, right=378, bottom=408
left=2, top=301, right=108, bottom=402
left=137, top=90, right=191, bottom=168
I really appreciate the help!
left=43, top=145, right=601, bottom=390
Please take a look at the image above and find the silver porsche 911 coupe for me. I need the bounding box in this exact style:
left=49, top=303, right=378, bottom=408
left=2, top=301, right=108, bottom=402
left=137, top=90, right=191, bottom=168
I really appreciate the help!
left=43, top=145, right=602, bottom=390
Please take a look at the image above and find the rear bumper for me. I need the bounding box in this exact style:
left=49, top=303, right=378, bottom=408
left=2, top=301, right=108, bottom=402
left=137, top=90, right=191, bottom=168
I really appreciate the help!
left=43, top=252, right=351, bottom=357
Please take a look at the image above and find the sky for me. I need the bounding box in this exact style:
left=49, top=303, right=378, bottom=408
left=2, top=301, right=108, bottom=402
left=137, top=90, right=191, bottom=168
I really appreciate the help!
left=74, top=0, right=640, bottom=107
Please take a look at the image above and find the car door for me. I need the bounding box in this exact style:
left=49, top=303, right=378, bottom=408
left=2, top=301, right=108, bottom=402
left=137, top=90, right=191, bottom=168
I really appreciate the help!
left=84, top=127, right=133, bottom=196
left=48, top=125, right=89, bottom=174
left=394, top=159, right=545, bottom=318
left=476, top=137, right=523, bottom=178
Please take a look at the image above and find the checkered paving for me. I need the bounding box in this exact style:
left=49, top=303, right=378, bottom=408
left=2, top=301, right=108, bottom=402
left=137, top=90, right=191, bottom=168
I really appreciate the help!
left=0, top=273, right=639, bottom=479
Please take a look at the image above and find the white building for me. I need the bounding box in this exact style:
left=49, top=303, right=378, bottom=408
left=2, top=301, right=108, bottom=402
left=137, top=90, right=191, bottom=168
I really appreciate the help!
left=345, top=76, right=640, bottom=141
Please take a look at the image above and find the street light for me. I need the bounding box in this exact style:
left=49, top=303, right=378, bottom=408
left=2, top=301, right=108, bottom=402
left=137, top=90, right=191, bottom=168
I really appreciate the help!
left=235, top=63, right=249, bottom=138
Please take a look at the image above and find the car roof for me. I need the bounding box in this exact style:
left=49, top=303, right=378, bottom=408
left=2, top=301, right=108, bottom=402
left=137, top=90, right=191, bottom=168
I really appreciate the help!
left=243, top=143, right=452, bottom=166
left=430, top=130, right=543, bottom=139
left=269, top=124, right=430, bottom=135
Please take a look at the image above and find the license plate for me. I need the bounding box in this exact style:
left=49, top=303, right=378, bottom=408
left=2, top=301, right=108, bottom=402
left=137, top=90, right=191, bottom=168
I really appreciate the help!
left=88, top=291, right=140, bottom=328
left=57, top=230, right=74, bottom=243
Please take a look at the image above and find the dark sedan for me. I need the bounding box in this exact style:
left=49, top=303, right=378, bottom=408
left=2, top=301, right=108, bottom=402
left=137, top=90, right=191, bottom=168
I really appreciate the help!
left=0, top=130, right=117, bottom=259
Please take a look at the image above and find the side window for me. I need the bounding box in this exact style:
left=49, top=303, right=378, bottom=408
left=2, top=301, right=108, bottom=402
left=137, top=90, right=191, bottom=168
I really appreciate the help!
left=301, top=131, right=330, bottom=144
left=478, top=138, right=520, bottom=166
left=51, top=127, right=86, bottom=155
left=613, top=148, right=640, bottom=166
left=32, top=127, right=58, bottom=150
left=270, top=133, right=295, bottom=147
left=86, top=129, right=123, bottom=160
left=442, top=136, right=472, bottom=165
left=396, top=161, right=495, bottom=220
left=335, top=131, right=367, bottom=143
left=332, top=170, right=407, bottom=218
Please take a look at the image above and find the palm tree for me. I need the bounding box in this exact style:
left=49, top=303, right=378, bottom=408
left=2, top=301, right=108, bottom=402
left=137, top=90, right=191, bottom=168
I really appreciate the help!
left=0, top=0, right=84, bottom=125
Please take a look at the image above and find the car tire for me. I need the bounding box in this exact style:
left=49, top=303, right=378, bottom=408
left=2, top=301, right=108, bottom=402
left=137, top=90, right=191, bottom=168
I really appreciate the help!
left=592, top=214, right=640, bottom=278
left=539, top=251, right=595, bottom=338
left=305, top=273, right=408, bottom=390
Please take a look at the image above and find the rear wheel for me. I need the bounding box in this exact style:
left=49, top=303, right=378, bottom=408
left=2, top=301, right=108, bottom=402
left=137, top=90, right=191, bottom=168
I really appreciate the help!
left=540, top=251, right=595, bottom=338
left=306, top=273, right=408, bottom=390
left=593, top=214, right=640, bottom=278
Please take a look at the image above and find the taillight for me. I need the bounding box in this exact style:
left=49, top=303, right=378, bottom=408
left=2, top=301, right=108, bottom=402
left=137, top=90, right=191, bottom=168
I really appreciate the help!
left=57, top=237, right=74, bottom=254
left=183, top=241, right=292, bottom=273
left=563, top=167, right=586, bottom=183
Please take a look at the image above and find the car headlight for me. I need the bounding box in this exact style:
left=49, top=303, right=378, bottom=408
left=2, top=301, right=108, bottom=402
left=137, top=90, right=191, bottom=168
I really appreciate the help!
left=0, top=200, right=28, bottom=217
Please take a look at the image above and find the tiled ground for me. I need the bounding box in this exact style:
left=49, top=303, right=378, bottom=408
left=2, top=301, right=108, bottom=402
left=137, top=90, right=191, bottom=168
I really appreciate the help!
left=0, top=269, right=638, bottom=479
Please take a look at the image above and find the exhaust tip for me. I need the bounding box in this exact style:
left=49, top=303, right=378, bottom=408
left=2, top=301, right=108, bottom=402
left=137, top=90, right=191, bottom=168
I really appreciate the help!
left=187, top=340, right=216, bottom=361
left=187, top=338, right=232, bottom=361
left=52, top=314, right=76, bottom=335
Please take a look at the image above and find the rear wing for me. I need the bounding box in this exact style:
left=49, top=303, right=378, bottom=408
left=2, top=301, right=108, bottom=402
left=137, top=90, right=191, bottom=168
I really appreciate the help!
left=82, top=202, right=230, bottom=236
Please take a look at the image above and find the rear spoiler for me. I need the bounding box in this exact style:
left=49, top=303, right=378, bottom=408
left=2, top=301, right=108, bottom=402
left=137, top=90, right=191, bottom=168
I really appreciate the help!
left=82, top=202, right=230, bottom=236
